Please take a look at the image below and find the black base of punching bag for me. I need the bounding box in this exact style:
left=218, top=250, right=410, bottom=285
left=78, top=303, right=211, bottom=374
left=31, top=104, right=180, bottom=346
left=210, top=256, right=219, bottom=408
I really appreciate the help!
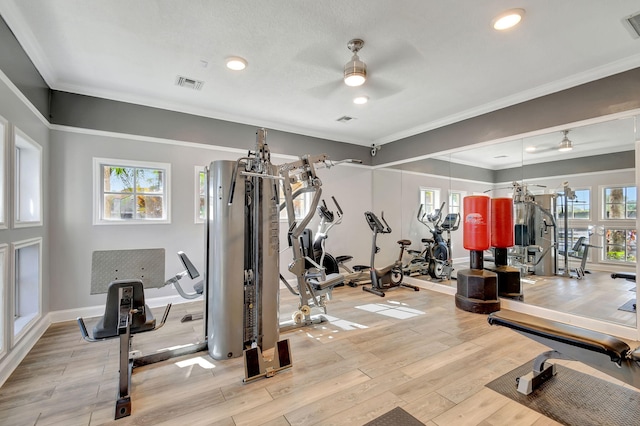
left=486, top=248, right=522, bottom=300
left=455, top=251, right=500, bottom=314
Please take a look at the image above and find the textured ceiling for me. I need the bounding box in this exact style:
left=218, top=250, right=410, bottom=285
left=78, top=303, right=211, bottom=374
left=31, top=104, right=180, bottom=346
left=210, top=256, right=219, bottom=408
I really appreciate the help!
left=1, top=0, right=640, bottom=151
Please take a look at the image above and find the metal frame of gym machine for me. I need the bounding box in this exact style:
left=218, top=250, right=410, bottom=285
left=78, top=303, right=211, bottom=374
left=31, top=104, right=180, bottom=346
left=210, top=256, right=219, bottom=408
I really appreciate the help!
left=206, top=128, right=292, bottom=382
left=277, top=151, right=347, bottom=328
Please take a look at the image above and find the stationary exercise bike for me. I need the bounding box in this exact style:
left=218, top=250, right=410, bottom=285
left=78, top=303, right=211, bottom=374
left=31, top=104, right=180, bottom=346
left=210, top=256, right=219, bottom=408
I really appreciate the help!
left=362, top=211, right=420, bottom=297
left=414, top=202, right=460, bottom=280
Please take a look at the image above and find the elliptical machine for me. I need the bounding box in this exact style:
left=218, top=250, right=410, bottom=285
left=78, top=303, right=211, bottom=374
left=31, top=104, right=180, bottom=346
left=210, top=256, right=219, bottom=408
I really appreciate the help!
left=362, top=211, right=420, bottom=297
left=416, top=202, right=460, bottom=280
left=300, top=196, right=368, bottom=286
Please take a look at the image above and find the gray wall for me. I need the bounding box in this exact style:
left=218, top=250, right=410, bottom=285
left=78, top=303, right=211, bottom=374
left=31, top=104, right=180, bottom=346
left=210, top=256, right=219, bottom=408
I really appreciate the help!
left=0, top=63, right=50, bottom=327
left=0, top=15, right=49, bottom=119
left=48, top=128, right=373, bottom=311
left=375, top=68, right=640, bottom=166
left=50, top=91, right=371, bottom=166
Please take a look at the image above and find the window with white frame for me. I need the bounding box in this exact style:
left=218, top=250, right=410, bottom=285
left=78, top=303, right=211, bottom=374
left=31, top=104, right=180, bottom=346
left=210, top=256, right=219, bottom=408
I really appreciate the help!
left=195, top=166, right=206, bottom=223
left=13, top=238, right=42, bottom=343
left=604, top=228, right=636, bottom=263
left=14, top=127, right=42, bottom=227
left=0, top=244, right=6, bottom=357
left=419, top=187, right=440, bottom=215
left=557, top=188, right=590, bottom=219
left=0, top=115, right=6, bottom=229
left=279, top=180, right=311, bottom=221
left=448, top=191, right=465, bottom=215
left=94, top=158, right=171, bottom=224
left=603, top=186, right=636, bottom=219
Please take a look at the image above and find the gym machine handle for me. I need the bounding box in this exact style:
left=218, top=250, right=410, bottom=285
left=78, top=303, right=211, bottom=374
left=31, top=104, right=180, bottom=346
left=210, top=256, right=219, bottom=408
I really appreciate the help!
left=331, top=196, right=343, bottom=216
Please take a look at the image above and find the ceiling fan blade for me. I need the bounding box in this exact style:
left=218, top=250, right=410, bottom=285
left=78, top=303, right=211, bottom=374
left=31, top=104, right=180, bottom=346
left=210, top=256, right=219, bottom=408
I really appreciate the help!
left=294, top=42, right=343, bottom=72
left=306, top=79, right=343, bottom=99
left=366, top=40, right=424, bottom=73
left=367, top=76, right=404, bottom=100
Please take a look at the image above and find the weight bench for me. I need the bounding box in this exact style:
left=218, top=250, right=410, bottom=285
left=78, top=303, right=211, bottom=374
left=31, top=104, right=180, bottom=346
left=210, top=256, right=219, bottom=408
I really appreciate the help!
left=558, top=236, right=600, bottom=279
left=488, top=310, right=640, bottom=394
left=77, top=280, right=171, bottom=419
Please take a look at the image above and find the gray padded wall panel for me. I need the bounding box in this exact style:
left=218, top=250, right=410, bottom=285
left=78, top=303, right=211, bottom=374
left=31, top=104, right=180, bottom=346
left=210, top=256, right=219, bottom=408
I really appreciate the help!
left=91, top=249, right=166, bottom=294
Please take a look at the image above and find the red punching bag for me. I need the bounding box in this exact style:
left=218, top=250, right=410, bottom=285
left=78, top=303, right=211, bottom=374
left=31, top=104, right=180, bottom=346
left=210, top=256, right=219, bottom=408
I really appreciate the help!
left=463, top=195, right=490, bottom=251
left=491, top=197, right=514, bottom=248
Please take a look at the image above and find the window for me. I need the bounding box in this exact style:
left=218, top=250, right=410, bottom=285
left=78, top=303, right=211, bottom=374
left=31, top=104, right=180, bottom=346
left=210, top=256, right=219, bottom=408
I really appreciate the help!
left=0, top=115, right=6, bottom=229
left=195, top=166, right=206, bottom=223
left=12, top=238, right=42, bottom=344
left=604, top=228, right=636, bottom=263
left=13, top=127, right=42, bottom=228
left=279, top=180, right=311, bottom=222
left=448, top=191, right=464, bottom=214
left=0, top=244, right=6, bottom=357
left=604, top=186, right=636, bottom=219
left=94, top=158, right=171, bottom=224
left=557, top=188, right=590, bottom=219
left=419, top=187, right=440, bottom=215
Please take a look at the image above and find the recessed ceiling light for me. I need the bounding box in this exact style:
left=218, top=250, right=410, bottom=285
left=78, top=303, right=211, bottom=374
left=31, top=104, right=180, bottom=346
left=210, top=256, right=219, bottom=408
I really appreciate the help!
left=492, top=8, right=525, bottom=30
left=525, top=146, right=536, bottom=152
left=353, top=96, right=369, bottom=104
left=226, top=57, right=247, bottom=71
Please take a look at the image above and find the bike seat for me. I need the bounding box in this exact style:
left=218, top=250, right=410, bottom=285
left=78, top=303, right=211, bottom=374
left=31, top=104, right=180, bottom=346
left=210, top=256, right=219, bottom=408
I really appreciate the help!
left=398, top=239, right=412, bottom=247
left=421, top=238, right=434, bottom=243
left=352, top=265, right=370, bottom=272
left=335, top=255, right=353, bottom=264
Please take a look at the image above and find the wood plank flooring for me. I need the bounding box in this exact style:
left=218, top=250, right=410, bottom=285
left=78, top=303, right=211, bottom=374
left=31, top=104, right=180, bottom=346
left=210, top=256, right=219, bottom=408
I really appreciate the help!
left=415, top=267, right=637, bottom=327
left=1, top=285, right=638, bottom=426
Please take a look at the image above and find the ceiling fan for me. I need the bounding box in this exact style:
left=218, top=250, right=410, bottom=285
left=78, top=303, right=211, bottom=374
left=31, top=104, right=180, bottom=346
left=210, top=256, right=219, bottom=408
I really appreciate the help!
left=525, top=129, right=574, bottom=154
left=304, top=38, right=405, bottom=100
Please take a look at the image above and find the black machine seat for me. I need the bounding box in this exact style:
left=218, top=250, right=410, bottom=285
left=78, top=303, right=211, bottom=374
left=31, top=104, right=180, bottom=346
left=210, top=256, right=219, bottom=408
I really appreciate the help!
left=611, top=272, right=636, bottom=282
left=421, top=238, right=434, bottom=244
left=488, top=310, right=631, bottom=364
left=440, top=213, right=460, bottom=231
left=397, top=239, right=412, bottom=247
left=93, top=280, right=156, bottom=340
left=558, top=236, right=586, bottom=257
left=335, top=255, right=353, bottom=264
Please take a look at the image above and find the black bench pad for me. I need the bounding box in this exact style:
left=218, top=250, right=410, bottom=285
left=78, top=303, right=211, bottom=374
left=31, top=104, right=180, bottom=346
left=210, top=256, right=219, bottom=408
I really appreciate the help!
left=488, top=310, right=631, bottom=363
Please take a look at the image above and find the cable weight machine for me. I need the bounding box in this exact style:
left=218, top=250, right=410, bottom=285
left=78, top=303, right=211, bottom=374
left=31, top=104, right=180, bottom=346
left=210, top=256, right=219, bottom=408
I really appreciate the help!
left=206, top=128, right=290, bottom=381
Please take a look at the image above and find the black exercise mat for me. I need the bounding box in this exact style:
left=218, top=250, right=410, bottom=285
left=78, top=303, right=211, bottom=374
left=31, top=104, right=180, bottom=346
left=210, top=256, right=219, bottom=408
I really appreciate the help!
left=486, top=360, right=640, bottom=426
left=364, top=406, right=424, bottom=426
left=618, top=298, right=636, bottom=312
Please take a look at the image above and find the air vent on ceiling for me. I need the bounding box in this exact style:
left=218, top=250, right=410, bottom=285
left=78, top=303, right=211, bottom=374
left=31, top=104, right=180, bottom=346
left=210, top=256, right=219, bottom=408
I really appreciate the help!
left=493, top=155, right=508, bottom=159
left=336, top=115, right=355, bottom=123
left=623, top=11, right=640, bottom=38
left=175, top=75, right=204, bottom=90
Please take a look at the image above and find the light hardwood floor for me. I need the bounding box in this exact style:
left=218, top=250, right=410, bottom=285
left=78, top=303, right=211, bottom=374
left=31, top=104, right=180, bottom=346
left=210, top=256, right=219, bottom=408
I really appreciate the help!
left=1, top=285, right=638, bottom=426
left=415, top=266, right=637, bottom=327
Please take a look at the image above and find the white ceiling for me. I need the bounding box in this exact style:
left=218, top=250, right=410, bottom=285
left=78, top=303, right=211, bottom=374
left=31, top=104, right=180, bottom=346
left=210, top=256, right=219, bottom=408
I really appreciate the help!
left=1, top=1, right=640, bottom=149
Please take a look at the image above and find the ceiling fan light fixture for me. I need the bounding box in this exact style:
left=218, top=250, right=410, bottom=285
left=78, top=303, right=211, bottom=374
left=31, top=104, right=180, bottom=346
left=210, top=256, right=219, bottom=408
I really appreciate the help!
left=558, top=130, right=573, bottom=152
left=492, top=8, right=525, bottom=30
left=344, top=39, right=367, bottom=87
left=226, top=56, right=247, bottom=71
left=344, top=56, right=367, bottom=86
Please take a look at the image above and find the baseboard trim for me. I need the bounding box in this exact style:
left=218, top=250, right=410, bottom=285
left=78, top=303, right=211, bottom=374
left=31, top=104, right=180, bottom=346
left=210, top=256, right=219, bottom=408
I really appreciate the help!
left=0, top=294, right=203, bottom=387
left=0, top=315, right=51, bottom=387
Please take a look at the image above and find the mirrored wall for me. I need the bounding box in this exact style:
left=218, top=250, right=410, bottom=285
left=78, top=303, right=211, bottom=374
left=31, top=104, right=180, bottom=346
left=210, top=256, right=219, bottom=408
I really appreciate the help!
left=373, top=113, right=638, bottom=330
